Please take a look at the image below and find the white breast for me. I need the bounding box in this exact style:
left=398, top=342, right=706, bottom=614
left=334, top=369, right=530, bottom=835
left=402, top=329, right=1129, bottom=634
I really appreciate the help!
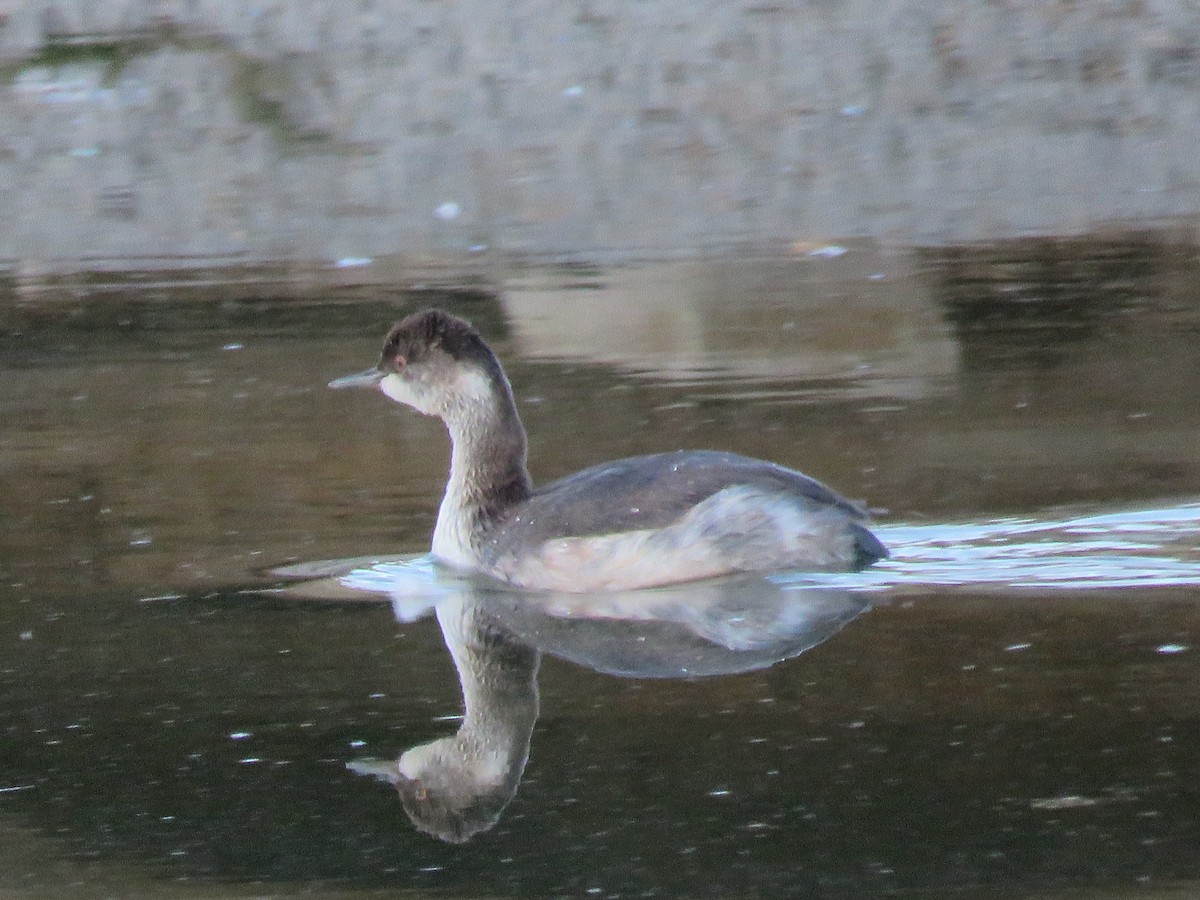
left=431, top=480, right=480, bottom=569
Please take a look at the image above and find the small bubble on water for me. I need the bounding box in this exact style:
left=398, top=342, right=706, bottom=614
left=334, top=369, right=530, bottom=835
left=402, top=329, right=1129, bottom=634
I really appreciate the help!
left=1156, top=644, right=1188, bottom=654
left=228, top=731, right=252, bottom=741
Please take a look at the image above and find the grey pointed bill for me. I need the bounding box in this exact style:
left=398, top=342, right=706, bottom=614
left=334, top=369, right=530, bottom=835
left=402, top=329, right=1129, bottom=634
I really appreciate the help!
left=328, top=368, right=385, bottom=390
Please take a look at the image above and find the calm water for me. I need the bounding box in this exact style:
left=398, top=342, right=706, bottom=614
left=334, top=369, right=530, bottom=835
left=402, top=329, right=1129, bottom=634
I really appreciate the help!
left=2, top=239, right=1200, bottom=898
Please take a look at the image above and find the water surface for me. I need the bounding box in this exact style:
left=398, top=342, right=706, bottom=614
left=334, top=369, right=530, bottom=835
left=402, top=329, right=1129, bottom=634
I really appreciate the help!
left=2, top=239, right=1200, bottom=897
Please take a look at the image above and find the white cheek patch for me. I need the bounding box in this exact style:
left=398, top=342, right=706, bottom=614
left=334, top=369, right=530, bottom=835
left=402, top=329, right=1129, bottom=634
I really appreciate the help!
left=453, top=368, right=495, bottom=408
left=378, top=364, right=496, bottom=421
left=380, top=372, right=435, bottom=415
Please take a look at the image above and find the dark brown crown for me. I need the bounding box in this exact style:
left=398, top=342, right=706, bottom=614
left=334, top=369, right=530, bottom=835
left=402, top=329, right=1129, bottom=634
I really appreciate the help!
left=380, top=309, right=490, bottom=368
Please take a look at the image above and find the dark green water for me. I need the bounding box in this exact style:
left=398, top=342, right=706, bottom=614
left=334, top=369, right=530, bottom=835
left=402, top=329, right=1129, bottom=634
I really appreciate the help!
left=2, top=240, right=1200, bottom=898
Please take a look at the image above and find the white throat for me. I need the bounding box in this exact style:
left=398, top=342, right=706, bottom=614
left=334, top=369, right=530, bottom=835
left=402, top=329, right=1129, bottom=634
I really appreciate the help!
left=427, top=368, right=515, bottom=568
left=431, top=434, right=485, bottom=568
left=378, top=363, right=529, bottom=570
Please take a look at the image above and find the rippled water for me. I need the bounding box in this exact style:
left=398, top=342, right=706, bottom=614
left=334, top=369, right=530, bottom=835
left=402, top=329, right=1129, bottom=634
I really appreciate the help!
left=2, top=240, right=1200, bottom=898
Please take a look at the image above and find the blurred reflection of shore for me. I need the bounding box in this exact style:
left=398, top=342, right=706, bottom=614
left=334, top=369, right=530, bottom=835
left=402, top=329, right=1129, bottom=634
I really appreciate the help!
left=502, top=249, right=958, bottom=400
left=1, top=242, right=1198, bottom=592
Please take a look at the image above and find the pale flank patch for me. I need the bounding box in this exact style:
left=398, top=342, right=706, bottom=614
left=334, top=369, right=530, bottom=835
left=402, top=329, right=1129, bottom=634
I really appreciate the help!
left=495, top=485, right=857, bottom=592
left=502, top=528, right=726, bottom=592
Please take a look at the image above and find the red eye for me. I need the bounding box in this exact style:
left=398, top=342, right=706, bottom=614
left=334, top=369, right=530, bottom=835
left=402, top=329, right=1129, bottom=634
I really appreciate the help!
left=393, top=354, right=407, bottom=372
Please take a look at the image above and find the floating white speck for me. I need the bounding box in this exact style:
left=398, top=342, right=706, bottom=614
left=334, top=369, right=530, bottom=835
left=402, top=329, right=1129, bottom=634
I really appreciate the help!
left=1156, top=644, right=1188, bottom=654
left=563, top=84, right=585, bottom=98
left=130, top=537, right=152, bottom=547
left=349, top=739, right=366, bottom=748
left=434, top=202, right=461, bottom=220
left=222, top=343, right=244, bottom=351
left=1005, top=642, right=1032, bottom=652
left=238, top=757, right=262, bottom=765
left=841, top=104, right=866, bottom=117
left=70, top=146, right=99, bottom=157
left=228, top=731, right=252, bottom=741
left=138, top=594, right=183, bottom=604
left=19, top=630, right=33, bottom=641
left=334, top=256, right=373, bottom=268
left=1030, top=795, right=1099, bottom=810
left=808, top=244, right=847, bottom=258
left=708, top=789, right=732, bottom=797
left=0, top=784, right=35, bottom=793
left=468, top=243, right=488, bottom=253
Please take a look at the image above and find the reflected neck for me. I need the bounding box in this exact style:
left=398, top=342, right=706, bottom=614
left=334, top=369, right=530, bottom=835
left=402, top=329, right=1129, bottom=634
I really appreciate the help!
left=438, top=598, right=540, bottom=782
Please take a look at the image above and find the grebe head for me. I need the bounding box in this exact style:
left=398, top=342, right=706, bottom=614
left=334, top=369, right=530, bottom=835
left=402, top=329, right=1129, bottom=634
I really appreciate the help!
left=329, top=309, right=500, bottom=419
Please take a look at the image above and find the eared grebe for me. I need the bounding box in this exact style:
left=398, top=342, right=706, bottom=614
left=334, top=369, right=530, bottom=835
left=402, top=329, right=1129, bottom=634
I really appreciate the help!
left=329, top=309, right=887, bottom=591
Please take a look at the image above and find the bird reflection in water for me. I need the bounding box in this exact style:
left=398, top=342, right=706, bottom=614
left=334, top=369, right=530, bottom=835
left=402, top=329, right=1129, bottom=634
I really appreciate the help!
left=284, top=561, right=870, bottom=843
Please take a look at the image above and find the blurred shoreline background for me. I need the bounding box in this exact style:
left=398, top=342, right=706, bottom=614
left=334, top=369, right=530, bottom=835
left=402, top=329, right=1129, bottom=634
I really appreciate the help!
left=1, top=0, right=1199, bottom=292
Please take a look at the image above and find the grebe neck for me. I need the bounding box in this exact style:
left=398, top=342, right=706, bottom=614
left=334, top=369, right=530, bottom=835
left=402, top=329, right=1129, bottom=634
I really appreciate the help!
left=432, top=365, right=532, bottom=566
